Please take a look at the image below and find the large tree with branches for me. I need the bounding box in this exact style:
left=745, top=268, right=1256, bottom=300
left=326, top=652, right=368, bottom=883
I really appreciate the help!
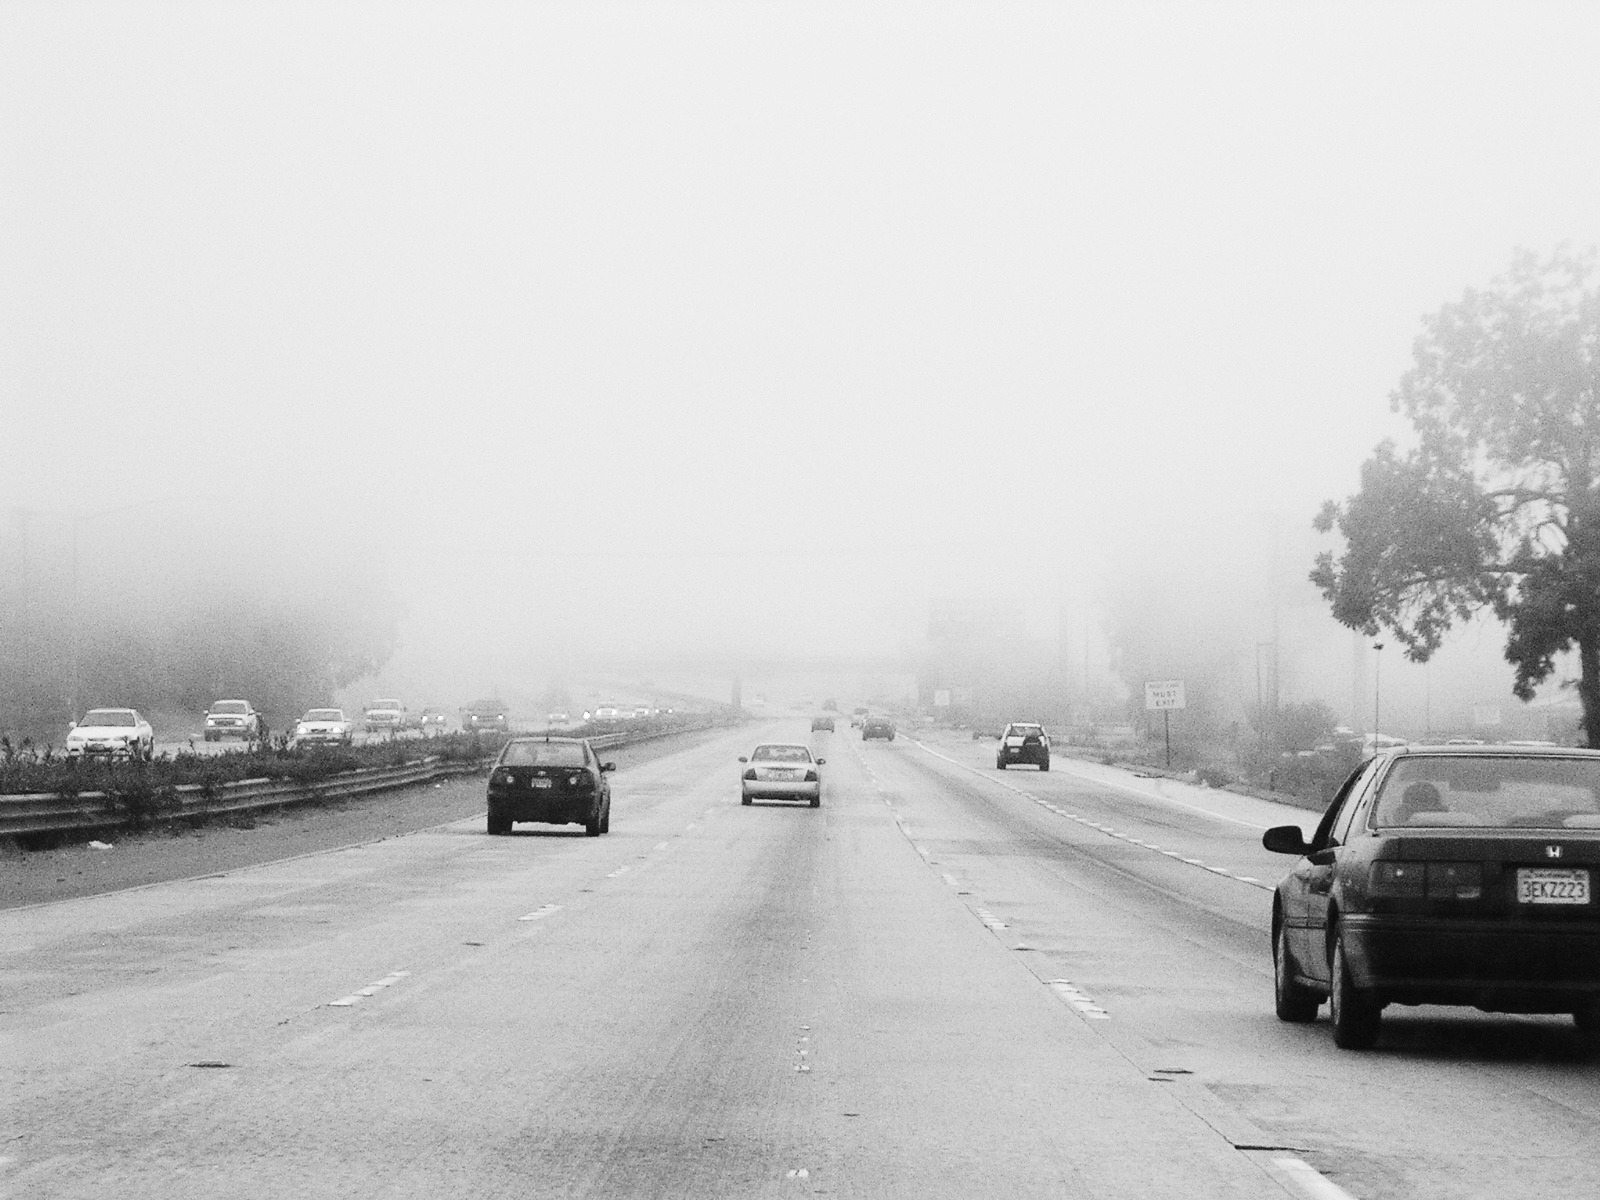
left=1313, top=247, right=1600, bottom=748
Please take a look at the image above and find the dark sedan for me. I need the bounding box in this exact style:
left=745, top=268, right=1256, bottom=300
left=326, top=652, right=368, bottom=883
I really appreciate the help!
left=862, top=716, right=895, bottom=741
left=486, top=737, right=614, bottom=836
left=1264, top=745, right=1600, bottom=1048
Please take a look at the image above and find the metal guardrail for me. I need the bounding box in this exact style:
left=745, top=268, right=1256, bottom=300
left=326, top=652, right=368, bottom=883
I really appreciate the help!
left=0, top=719, right=727, bottom=839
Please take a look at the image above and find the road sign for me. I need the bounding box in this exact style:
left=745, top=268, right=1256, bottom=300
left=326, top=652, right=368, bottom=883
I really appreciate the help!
left=1145, top=680, right=1186, bottom=711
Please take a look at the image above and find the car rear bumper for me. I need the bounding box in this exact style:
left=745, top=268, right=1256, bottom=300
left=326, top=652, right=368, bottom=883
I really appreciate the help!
left=1343, top=913, right=1600, bottom=1007
left=488, top=791, right=599, bottom=826
left=999, top=745, right=1049, bottom=764
left=742, top=779, right=821, bottom=801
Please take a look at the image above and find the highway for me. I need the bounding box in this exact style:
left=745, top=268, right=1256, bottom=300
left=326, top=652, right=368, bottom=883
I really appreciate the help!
left=6, top=722, right=1600, bottom=1198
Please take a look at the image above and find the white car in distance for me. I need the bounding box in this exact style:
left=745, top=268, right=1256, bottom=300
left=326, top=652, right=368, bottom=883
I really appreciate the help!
left=67, top=708, right=155, bottom=760
left=294, top=708, right=354, bottom=747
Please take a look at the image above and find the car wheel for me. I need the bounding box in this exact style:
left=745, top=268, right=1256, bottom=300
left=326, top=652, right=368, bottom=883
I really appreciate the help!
left=1572, top=1000, right=1600, bottom=1049
left=585, top=812, right=601, bottom=837
left=487, top=811, right=511, bottom=836
left=1329, top=926, right=1382, bottom=1049
left=741, top=791, right=753, bottom=806
left=1274, top=921, right=1320, bottom=1023
left=810, top=795, right=820, bottom=808
left=600, top=801, right=611, bottom=834
left=1039, top=758, right=1050, bottom=772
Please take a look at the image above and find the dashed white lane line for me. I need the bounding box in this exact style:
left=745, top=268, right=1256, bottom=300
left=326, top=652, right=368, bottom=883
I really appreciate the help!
left=653, top=841, right=671, bottom=852
left=327, top=970, right=410, bottom=1008
left=1048, top=978, right=1110, bottom=1020
left=786, top=1168, right=811, bottom=1179
left=519, top=903, right=562, bottom=922
left=1273, top=1157, right=1359, bottom=1200
left=975, top=907, right=1008, bottom=932
left=910, top=740, right=1275, bottom=892
left=607, top=865, right=631, bottom=878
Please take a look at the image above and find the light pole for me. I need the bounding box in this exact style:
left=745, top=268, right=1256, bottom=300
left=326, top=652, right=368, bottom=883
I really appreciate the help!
left=1373, top=641, right=1385, bottom=740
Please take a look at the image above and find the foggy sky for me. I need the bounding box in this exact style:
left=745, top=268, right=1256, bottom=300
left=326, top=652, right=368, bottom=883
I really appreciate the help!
left=8, top=2, right=1600, bottom=692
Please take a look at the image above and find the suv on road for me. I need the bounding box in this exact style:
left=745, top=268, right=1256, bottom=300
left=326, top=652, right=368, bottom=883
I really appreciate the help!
left=363, top=698, right=409, bottom=736
left=862, top=715, right=895, bottom=741
left=997, top=722, right=1050, bottom=770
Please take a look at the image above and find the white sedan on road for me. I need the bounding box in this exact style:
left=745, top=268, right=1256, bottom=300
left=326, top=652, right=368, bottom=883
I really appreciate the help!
left=739, top=743, right=824, bottom=808
left=293, top=708, right=355, bottom=747
left=66, top=708, right=155, bottom=760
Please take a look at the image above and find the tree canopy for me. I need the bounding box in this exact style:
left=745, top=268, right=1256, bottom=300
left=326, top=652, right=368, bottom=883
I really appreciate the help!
left=1313, top=247, right=1600, bottom=747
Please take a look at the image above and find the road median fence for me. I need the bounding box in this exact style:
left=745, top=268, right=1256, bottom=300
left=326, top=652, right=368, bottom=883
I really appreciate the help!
left=1, top=717, right=731, bottom=841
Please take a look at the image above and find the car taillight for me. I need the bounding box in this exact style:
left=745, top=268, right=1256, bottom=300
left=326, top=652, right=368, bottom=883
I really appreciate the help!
left=567, top=771, right=588, bottom=787
left=743, top=768, right=757, bottom=781
left=1370, top=861, right=1482, bottom=900
left=1369, top=862, right=1426, bottom=897
left=804, top=770, right=818, bottom=782
left=491, top=767, right=514, bottom=786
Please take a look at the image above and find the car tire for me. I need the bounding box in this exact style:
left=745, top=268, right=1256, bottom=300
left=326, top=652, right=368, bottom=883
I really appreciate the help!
left=1039, top=757, right=1050, bottom=772
left=600, top=802, right=611, bottom=834
left=1274, top=922, right=1321, bottom=1023
left=1329, top=926, right=1382, bottom=1049
left=810, top=795, right=820, bottom=808
left=741, top=791, right=753, bottom=806
left=487, top=811, right=511, bottom=836
left=585, top=812, right=601, bottom=837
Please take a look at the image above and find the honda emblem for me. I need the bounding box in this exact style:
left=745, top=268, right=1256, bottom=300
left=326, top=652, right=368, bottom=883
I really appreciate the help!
left=1546, top=845, right=1564, bottom=859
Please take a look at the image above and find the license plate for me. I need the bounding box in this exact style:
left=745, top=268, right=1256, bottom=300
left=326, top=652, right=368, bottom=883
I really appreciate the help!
left=771, top=769, right=802, bottom=781
left=530, top=778, right=553, bottom=789
left=1517, top=868, right=1591, bottom=904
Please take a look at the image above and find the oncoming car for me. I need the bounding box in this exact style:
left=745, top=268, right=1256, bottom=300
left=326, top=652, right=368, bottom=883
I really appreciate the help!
left=486, top=737, right=614, bottom=836
left=462, top=699, right=509, bottom=733
left=997, top=722, right=1050, bottom=771
left=293, top=708, right=354, bottom=746
left=67, top=708, right=154, bottom=760
left=740, top=743, right=824, bottom=807
left=1264, top=744, right=1600, bottom=1049
left=204, top=700, right=261, bottom=742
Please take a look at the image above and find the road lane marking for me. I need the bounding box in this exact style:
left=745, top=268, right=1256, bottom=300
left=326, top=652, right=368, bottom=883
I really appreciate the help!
left=1273, top=1157, right=1358, bottom=1200
left=909, top=740, right=1275, bottom=891
left=975, top=907, right=1008, bottom=932
left=327, top=969, right=410, bottom=1008
left=1048, top=979, right=1110, bottom=1020
left=653, top=841, right=671, bottom=851
left=607, top=865, right=631, bottom=878
left=518, top=904, right=562, bottom=921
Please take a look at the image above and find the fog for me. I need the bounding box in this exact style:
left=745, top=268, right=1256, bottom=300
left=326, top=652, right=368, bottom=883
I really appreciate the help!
left=7, top=3, right=1600, bottom=731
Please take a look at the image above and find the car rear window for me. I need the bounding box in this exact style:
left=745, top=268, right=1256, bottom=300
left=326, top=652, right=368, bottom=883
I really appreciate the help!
left=1010, top=725, right=1043, bottom=736
left=753, top=745, right=812, bottom=763
left=1374, top=756, right=1600, bottom=829
left=210, top=701, right=248, bottom=715
left=502, top=741, right=586, bottom=767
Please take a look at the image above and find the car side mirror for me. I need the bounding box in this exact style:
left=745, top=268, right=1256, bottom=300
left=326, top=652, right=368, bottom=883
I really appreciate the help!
left=815, top=758, right=825, bottom=765
left=1262, top=825, right=1311, bottom=856
left=601, top=762, right=616, bottom=772
left=738, top=756, right=748, bottom=763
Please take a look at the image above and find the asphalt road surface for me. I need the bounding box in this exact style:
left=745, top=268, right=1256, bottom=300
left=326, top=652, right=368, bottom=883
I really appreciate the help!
left=6, top=723, right=1600, bottom=1198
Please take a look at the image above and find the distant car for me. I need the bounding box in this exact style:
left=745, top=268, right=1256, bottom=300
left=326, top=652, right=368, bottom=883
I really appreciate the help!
left=862, top=716, right=895, bottom=741
left=633, top=706, right=652, bottom=719
left=547, top=711, right=570, bottom=725
left=486, top=737, right=614, bottom=836
left=204, top=699, right=261, bottom=742
left=822, top=698, right=838, bottom=712
left=740, top=743, right=824, bottom=807
left=997, top=722, right=1050, bottom=771
left=1264, top=744, right=1600, bottom=1049
left=363, top=698, right=408, bottom=736
left=418, top=707, right=449, bottom=736
left=294, top=708, right=354, bottom=746
left=811, top=716, right=835, bottom=732
left=593, top=704, right=622, bottom=723
left=462, top=700, right=510, bottom=733
left=67, top=708, right=154, bottom=760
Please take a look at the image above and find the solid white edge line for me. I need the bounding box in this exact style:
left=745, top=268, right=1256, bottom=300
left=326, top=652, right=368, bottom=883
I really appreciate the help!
left=1273, top=1157, right=1359, bottom=1200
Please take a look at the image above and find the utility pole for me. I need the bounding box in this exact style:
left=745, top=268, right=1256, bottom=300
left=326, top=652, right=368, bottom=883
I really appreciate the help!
left=1373, top=641, right=1384, bottom=739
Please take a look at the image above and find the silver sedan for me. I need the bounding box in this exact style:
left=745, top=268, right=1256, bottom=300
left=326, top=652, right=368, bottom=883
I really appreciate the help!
left=739, top=743, right=823, bottom=808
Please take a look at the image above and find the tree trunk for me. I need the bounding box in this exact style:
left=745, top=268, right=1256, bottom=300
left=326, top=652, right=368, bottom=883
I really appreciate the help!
left=1581, top=632, right=1600, bottom=750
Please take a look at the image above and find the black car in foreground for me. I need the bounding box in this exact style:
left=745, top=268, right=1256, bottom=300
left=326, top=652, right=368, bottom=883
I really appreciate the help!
left=1264, top=744, right=1600, bottom=1049
left=487, top=736, right=614, bottom=836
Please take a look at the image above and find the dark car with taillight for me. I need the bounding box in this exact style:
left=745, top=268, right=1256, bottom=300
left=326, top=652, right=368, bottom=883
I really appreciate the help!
left=486, top=737, right=614, bottom=836
left=861, top=716, right=895, bottom=741
left=1264, top=744, right=1600, bottom=1049
left=996, top=722, right=1050, bottom=770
